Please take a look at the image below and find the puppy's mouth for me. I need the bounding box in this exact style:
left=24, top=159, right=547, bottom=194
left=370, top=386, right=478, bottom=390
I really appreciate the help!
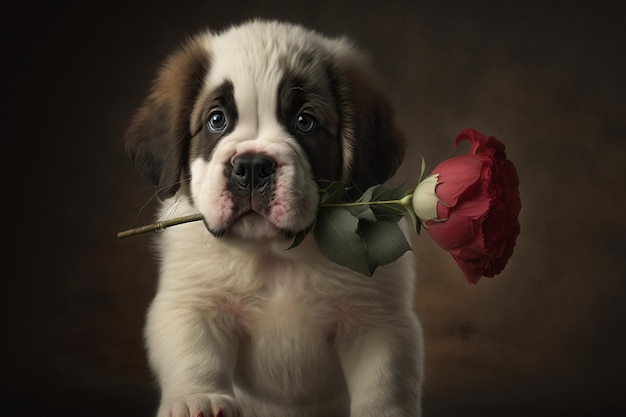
left=203, top=154, right=303, bottom=240
left=195, top=152, right=319, bottom=241
left=203, top=210, right=303, bottom=241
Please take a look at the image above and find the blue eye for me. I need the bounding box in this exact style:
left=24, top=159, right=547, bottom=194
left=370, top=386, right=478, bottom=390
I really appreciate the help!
left=207, top=109, right=227, bottom=132
left=295, top=112, right=317, bottom=134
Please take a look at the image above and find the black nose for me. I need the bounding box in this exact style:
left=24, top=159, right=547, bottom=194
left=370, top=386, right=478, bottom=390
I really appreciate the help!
left=231, top=154, right=276, bottom=191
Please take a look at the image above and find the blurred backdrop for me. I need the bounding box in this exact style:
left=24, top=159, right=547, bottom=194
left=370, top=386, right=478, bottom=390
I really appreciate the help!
left=5, top=1, right=625, bottom=416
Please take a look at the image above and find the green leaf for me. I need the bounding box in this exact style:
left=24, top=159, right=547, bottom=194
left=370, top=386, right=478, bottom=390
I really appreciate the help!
left=313, top=206, right=371, bottom=276
left=373, top=181, right=409, bottom=201
left=358, top=184, right=388, bottom=203
left=350, top=182, right=408, bottom=223
left=405, top=208, right=422, bottom=235
left=418, top=154, right=426, bottom=183
left=345, top=204, right=377, bottom=222
left=318, top=180, right=347, bottom=204
left=359, top=220, right=412, bottom=274
left=308, top=179, right=418, bottom=276
left=370, top=203, right=406, bottom=223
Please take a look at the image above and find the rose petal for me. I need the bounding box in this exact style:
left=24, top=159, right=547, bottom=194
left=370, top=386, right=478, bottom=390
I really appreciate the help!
left=432, top=154, right=491, bottom=209
left=455, top=128, right=505, bottom=157
left=426, top=212, right=478, bottom=251
left=452, top=247, right=491, bottom=284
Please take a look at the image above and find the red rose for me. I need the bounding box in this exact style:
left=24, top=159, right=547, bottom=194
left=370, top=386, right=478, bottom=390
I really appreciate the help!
left=414, top=128, right=521, bottom=284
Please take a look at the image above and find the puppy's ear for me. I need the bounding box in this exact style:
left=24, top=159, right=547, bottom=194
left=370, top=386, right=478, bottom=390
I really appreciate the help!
left=125, top=35, right=210, bottom=199
left=330, top=45, right=406, bottom=199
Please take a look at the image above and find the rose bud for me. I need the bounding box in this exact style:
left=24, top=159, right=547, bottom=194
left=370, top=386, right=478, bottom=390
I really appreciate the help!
left=412, top=128, right=521, bottom=284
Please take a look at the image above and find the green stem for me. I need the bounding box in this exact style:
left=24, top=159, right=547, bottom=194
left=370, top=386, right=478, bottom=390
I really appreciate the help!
left=321, top=200, right=399, bottom=207
left=117, top=213, right=204, bottom=238
left=117, top=194, right=416, bottom=239
left=320, top=194, right=413, bottom=209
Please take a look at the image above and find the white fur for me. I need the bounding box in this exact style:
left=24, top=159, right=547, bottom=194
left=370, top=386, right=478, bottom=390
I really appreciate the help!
left=138, top=20, right=424, bottom=417
left=148, top=202, right=423, bottom=417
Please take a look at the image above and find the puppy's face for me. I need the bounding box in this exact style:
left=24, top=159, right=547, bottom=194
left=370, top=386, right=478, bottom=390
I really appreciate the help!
left=125, top=20, right=405, bottom=243
left=189, top=35, right=343, bottom=240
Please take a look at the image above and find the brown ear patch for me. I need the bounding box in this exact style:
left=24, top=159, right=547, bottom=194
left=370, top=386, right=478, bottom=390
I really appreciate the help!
left=350, top=84, right=406, bottom=193
left=124, top=35, right=211, bottom=199
left=328, top=51, right=406, bottom=200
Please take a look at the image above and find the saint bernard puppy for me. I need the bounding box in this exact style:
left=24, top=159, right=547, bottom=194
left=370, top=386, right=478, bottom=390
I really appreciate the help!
left=125, top=19, right=423, bottom=417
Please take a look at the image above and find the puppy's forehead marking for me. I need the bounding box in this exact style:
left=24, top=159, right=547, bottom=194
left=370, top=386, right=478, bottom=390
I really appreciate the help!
left=201, top=24, right=333, bottom=130
left=191, top=22, right=349, bottom=183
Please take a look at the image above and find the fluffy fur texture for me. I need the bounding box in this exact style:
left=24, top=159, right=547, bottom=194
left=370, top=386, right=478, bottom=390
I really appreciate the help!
left=125, top=19, right=423, bottom=417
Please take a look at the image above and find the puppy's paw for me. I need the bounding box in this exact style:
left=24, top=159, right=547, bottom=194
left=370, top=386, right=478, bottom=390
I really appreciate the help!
left=157, top=393, right=241, bottom=417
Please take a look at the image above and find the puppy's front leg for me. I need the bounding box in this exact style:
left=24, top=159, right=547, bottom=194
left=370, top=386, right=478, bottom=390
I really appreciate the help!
left=338, top=315, right=424, bottom=417
left=146, top=298, right=241, bottom=417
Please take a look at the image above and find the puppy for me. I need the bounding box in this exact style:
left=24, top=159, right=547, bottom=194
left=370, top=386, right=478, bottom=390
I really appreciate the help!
left=125, top=19, right=423, bottom=417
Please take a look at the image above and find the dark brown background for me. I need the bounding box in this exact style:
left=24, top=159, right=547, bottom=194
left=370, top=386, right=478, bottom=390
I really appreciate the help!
left=5, top=1, right=625, bottom=416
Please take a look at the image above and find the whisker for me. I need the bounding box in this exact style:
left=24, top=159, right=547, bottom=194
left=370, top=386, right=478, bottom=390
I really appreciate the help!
left=128, top=180, right=187, bottom=225
left=128, top=188, right=160, bottom=227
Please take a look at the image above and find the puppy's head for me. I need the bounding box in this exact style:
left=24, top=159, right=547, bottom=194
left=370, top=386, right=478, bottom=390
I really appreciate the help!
left=125, top=20, right=405, bottom=242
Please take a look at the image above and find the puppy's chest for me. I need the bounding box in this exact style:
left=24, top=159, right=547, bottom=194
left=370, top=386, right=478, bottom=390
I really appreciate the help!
left=216, top=279, right=351, bottom=396
left=213, top=261, right=358, bottom=333
left=215, top=281, right=345, bottom=341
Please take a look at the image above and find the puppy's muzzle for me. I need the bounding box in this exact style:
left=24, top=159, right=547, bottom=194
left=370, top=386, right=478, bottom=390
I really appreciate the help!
left=232, top=153, right=276, bottom=195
